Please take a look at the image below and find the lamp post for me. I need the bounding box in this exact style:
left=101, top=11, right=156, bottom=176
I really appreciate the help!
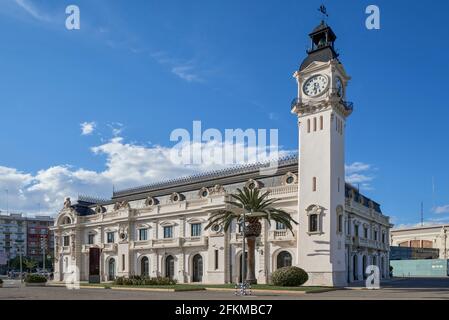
left=17, top=244, right=23, bottom=284
left=41, top=236, right=47, bottom=271
left=236, top=209, right=252, bottom=296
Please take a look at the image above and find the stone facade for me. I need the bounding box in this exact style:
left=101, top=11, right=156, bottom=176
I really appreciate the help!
left=50, top=21, right=392, bottom=286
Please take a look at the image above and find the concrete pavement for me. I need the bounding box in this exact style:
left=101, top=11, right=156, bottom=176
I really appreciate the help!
left=0, top=277, right=448, bottom=300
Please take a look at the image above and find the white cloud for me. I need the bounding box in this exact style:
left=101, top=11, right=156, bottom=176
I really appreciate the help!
left=433, top=205, right=449, bottom=215
left=345, top=162, right=371, bottom=175
left=151, top=52, right=202, bottom=83
left=0, top=136, right=292, bottom=216
left=80, top=122, right=96, bottom=136
left=345, top=162, right=375, bottom=189
left=171, top=65, right=201, bottom=83
left=13, top=0, right=51, bottom=22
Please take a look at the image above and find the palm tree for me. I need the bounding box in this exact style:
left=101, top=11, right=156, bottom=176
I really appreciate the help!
left=205, top=187, right=298, bottom=284
left=24, top=259, right=37, bottom=273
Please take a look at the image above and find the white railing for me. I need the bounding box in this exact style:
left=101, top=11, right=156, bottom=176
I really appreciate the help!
left=268, top=230, right=296, bottom=242
left=183, top=236, right=208, bottom=247
left=266, top=184, right=298, bottom=196
left=102, top=243, right=118, bottom=252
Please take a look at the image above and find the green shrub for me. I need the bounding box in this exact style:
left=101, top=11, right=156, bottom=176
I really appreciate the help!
left=271, top=266, right=308, bottom=287
left=24, top=274, right=47, bottom=283
left=113, top=276, right=177, bottom=286
left=0, top=278, right=3, bottom=284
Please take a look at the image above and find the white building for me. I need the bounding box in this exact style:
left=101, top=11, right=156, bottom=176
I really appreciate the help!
left=391, top=225, right=449, bottom=260
left=51, top=21, right=392, bottom=287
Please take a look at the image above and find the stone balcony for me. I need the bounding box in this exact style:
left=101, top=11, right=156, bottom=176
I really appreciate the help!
left=268, top=230, right=296, bottom=243
left=182, top=236, right=208, bottom=247
left=102, top=243, right=118, bottom=252
left=346, top=235, right=389, bottom=251
left=152, top=237, right=183, bottom=248
left=61, top=246, right=71, bottom=254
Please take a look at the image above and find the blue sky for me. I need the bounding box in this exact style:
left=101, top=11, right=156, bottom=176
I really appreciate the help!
left=0, top=0, right=448, bottom=227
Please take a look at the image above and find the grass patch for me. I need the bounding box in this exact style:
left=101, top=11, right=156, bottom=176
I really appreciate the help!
left=77, top=282, right=332, bottom=292
left=202, top=284, right=331, bottom=292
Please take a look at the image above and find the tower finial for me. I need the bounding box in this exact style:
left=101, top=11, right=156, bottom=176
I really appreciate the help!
left=318, top=4, right=329, bottom=21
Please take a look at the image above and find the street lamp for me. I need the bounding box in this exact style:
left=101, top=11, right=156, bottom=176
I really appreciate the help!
left=235, top=209, right=252, bottom=296
left=16, top=244, right=23, bottom=284
left=40, top=236, right=47, bottom=271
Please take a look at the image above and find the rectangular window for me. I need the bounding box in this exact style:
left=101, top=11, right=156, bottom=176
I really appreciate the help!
left=191, top=223, right=202, bottom=237
left=338, top=215, right=343, bottom=233
left=214, top=250, right=219, bottom=270
left=88, top=234, right=95, bottom=245
left=312, top=177, right=317, bottom=192
left=307, top=119, right=310, bottom=133
left=382, top=232, right=385, bottom=244
left=107, top=232, right=115, bottom=244
left=354, top=225, right=359, bottom=237
left=63, top=236, right=70, bottom=247
left=364, top=227, right=368, bottom=239
left=139, top=229, right=148, bottom=241
left=338, top=177, right=340, bottom=192
left=309, top=214, right=318, bottom=232
left=122, top=254, right=125, bottom=271
left=276, top=222, right=286, bottom=230
left=374, top=231, right=378, bottom=241
left=313, top=117, right=317, bottom=131
left=320, top=116, right=323, bottom=130
left=163, top=226, right=173, bottom=239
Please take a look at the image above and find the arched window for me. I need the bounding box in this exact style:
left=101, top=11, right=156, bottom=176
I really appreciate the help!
left=192, top=254, right=203, bottom=283
left=276, top=251, right=292, bottom=269
left=338, top=214, right=343, bottom=233
left=353, top=255, right=358, bottom=280
left=307, top=119, right=311, bottom=133
left=313, top=117, right=317, bottom=131
left=320, top=116, right=323, bottom=130
left=140, top=256, right=149, bottom=277
left=108, top=258, right=116, bottom=281
left=362, top=256, right=367, bottom=280
left=309, top=214, right=318, bottom=232
left=165, top=255, right=175, bottom=280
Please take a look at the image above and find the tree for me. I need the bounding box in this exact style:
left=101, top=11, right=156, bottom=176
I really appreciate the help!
left=24, top=259, right=37, bottom=273
left=205, top=187, right=298, bottom=284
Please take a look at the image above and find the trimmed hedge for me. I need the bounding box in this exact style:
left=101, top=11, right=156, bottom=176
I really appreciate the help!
left=114, top=276, right=177, bottom=286
left=24, top=274, right=47, bottom=283
left=271, top=266, right=308, bottom=287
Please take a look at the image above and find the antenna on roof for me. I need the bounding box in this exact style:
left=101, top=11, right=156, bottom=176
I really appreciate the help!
left=421, top=201, right=424, bottom=226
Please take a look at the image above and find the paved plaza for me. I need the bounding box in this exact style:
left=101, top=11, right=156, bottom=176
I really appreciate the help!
left=0, top=278, right=449, bottom=300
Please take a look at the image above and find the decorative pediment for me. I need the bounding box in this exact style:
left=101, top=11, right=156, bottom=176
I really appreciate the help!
left=281, top=172, right=298, bottom=185
left=145, top=196, right=158, bottom=207
left=95, top=205, right=106, bottom=214
left=245, top=179, right=261, bottom=190
left=306, top=204, right=325, bottom=216
left=113, top=201, right=130, bottom=211
left=186, top=217, right=205, bottom=224
left=170, top=193, right=184, bottom=203
left=160, top=220, right=176, bottom=227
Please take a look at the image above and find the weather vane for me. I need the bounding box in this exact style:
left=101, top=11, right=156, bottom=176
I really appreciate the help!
left=318, top=4, right=329, bottom=20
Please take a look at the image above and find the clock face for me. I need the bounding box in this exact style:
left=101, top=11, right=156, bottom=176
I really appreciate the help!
left=303, top=74, right=329, bottom=97
left=335, top=77, right=344, bottom=97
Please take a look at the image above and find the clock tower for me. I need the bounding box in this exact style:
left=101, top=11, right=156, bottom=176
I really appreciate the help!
left=291, top=20, right=353, bottom=286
